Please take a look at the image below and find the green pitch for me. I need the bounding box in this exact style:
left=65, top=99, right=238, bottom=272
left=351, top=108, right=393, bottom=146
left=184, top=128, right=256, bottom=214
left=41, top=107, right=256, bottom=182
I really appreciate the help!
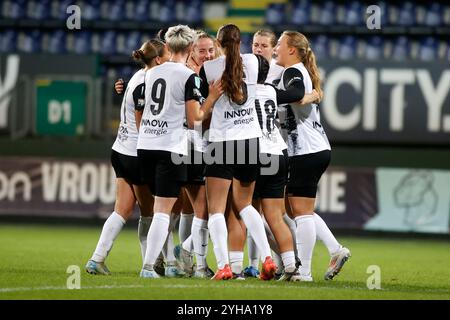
left=0, top=223, right=449, bottom=300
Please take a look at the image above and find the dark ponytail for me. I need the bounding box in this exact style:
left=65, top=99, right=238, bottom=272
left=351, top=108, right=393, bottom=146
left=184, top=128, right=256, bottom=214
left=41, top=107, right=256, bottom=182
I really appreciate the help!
left=132, top=39, right=165, bottom=67
left=217, top=24, right=245, bottom=104
left=132, top=49, right=148, bottom=64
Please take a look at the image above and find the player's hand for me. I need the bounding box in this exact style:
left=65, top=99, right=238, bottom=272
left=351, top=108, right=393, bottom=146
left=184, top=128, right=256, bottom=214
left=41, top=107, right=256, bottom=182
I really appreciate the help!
left=208, top=80, right=223, bottom=101
left=312, top=89, right=323, bottom=103
left=115, top=79, right=124, bottom=94
left=298, top=89, right=321, bottom=105
left=310, top=89, right=320, bottom=103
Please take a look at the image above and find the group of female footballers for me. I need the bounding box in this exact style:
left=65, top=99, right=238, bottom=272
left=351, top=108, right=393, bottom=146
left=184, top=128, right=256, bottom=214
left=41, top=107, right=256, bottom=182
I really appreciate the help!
left=85, top=24, right=351, bottom=282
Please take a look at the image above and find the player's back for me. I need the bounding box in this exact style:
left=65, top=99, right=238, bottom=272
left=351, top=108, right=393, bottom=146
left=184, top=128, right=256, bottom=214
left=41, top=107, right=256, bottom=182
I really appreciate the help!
left=137, top=62, right=195, bottom=155
left=255, top=84, right=287, bottom=155
left=203, top=53, right=261, bottom=142
left=112, top=69, right=145, bottom=156
left=278, top=62, right=330, bottom=155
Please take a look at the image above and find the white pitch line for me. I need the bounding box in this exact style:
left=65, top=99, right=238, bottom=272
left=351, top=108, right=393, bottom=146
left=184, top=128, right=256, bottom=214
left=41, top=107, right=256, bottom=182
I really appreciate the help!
left=0, top=284, right=145, bottom=293
left=1, top=283, right=449, bottom=294
left=0, top=283, right=364, bottom=293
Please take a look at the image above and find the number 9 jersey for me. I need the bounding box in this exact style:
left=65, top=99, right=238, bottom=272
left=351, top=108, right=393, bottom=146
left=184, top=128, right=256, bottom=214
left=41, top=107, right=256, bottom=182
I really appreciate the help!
left=137, top=62, right=203, bottom=155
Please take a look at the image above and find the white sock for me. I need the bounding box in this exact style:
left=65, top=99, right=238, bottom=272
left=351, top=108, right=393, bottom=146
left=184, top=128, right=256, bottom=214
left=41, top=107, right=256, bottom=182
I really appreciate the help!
left=207, top=213, right=229, bottom=269
left=143, top=213, right=170, bottom=269
left=239, top=205, right=272, bottom=261
left=191, top=217, right=208, bottom=270
left=313, top=213, right=341, bottom=255
left=283, top=213, right=298, bottom=258
left=229, top=251, right=244, bottom=274
left=138, top=216, right=152, bottom=262
left=273, top=251, right=283, bottom=274
left=263, top=217, right=281, bottom=255
left=295, top=215, right=316, bottom=276
left=182, top=235, right=193, bottom=252
left=179, top=213, right=194, bottom=243
left=281, top=251, right=296, bottom=273
left=91, top=211, right=125, bottom=262
left=247, top=234, right=259, bottom=268
left=161, top=214, right=178, bottom=263
left=163, top=231, right=176, bottom=265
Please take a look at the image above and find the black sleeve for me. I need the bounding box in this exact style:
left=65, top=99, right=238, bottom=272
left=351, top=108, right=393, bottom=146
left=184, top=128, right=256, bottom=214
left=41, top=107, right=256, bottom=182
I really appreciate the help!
left=116, top=80, right=128, bottom=96
left=132, top=83, right=145, bottom=111
left=185, top=73, right=205, bottom=103
left=275, top=68, right=305, bottom=104
left=199, top=66, right=209, bottom=98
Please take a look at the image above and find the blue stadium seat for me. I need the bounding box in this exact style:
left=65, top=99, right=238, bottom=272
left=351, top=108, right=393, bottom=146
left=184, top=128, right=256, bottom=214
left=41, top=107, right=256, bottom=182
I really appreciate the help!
left=445, top=5, right=450, bottom=26
left=344, top=1, right=364, bottom=26
left=424, top=3, right=442, bottom=26
left=376, top=1, right=390, bottom=27
left=240, top=33, right=252, bottom=54
left=48, top=30, right=66, bottom=54
left=134, top=0, right=150, bottom=22
left=418, top=36, right=438, bottom=61
left=125, top=31, right=142, bottom=53
left=311, top=35, right=329, bottom=60
left=290, top=0, right=311, bottom=25
left=115, top=33, right=127, bottom=55
left=391, top=36, right=411, bottom=61
left=55, top=0, right=76, bottom=20
left=119, top=65, right=135, bottom=81
left=446, top=42, right=450, bottom=60
left=318, top=1, right=336, bottom=26
left=365, top=36, right=384, bottom=60
left=159, top=0, right=177, bottom=23
left=0, top=30, right=18, bottom=52
left=100, top=31, right=117, bottom=55
left=185, top=0, right=203, bottom=24
left=26, top=0, right=51, bottom=20
left=397, top=2, right=416, bottom=26
left=18, top=30, right=42, bottom=53
left=73, top=31, right=92, bottom=54
left=8, top=0, right=27, bottom=19
left=83, top=0, right=101, bottom=21
left=124, top=1, right=135, bottom=21
left=109, top=0, right=125, bottom=21
left=265, top=3, right=286, bottom=25
left=337, top=36, right=358, bottom=60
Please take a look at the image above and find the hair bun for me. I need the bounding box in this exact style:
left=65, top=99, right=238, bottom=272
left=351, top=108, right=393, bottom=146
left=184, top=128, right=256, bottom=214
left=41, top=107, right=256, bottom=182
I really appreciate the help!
left=132, top=49, right=145, bottom=61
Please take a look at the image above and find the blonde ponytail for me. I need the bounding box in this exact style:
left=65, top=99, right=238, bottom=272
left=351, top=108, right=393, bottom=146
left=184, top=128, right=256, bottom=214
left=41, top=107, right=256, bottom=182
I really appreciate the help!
left=282, top=31, right=322, bottom=100
left=304, top=48, right=322, bottom=99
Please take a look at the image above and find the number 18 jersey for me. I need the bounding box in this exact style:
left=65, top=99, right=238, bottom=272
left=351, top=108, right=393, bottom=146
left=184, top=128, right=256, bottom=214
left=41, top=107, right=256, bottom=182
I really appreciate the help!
left=255, top=84, right=287, bottom=155
left=137, top=62, right=202, bottom=156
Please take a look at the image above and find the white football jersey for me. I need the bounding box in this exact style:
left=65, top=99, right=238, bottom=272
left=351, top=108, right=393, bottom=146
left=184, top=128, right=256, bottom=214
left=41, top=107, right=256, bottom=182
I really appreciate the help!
left=203, top=54, right=262, bottom=142
left=188, top=128, right=208, bottom=153
left=266, top=60, right=284, bottom=85
left=137, top=62, right=199, bottom=155
left=112, top=69, right=145, bottom=157
left=278, top=62, right=331, bottom=156
left=255, top=84, right=287, bottom=155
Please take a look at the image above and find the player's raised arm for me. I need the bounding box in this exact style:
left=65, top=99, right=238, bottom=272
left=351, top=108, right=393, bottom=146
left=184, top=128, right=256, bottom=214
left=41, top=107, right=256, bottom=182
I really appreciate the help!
left=186, top=79, right=222, bottom=127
